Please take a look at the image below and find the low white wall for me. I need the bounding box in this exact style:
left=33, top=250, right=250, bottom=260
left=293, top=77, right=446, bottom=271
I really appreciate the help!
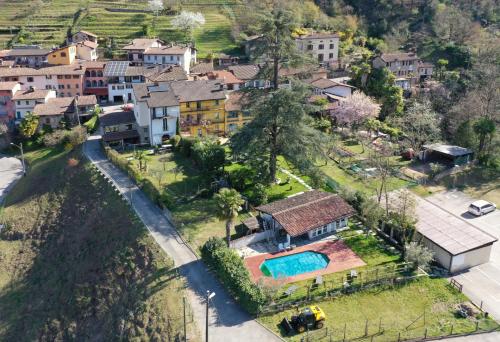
left=230, top=230, right=272, bottom=249
left=450, top=244, right=493, bottom=273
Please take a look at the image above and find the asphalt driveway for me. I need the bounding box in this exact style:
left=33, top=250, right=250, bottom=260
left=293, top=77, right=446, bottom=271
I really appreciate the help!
left=426, top=190, right=500, bottom=320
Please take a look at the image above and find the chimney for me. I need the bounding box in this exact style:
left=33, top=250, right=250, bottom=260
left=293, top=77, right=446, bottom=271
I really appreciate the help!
left=29, top=86, right=36, bottom=92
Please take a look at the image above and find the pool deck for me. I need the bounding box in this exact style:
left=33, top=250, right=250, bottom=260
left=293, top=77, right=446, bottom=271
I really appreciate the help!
left=244, top=240, right=366, bottom=283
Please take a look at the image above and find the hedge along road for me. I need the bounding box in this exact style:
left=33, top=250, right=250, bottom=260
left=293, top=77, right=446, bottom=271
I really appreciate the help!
left=83, top=137, right=281, bottom=342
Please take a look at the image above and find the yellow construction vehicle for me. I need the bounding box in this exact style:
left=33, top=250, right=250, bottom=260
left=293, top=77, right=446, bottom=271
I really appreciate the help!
left=281, top=306, right=326, bottom=334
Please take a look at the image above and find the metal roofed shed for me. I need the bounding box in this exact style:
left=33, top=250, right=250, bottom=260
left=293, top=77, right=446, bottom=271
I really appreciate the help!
left=421, top=144, right=474, bottom=166
left=414, top=197, right=497, bottom=273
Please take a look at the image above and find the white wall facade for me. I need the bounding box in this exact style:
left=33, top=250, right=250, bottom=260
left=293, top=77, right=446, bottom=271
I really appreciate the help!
left=450, top=245, right=493, bottom=273
left=14, top=91, right=56, bottom=120
left=150, top=106, right=180, bottom=145
left=144, top=49, right=194, bottom=73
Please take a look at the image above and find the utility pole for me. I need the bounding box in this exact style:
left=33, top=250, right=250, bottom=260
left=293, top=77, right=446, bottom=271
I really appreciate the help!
left=10, top=142, right=26, bottom=176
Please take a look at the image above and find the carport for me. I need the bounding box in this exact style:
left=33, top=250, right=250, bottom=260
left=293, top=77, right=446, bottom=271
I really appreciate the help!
left=414, top=198, right=497, bottom=273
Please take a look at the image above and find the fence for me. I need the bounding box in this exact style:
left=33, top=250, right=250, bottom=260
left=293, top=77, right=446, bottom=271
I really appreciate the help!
left=297, top=317, right=499, bottom=342
left=230, top=229, right=272, bottom=249
left=259, top=263, right=426, bottom=315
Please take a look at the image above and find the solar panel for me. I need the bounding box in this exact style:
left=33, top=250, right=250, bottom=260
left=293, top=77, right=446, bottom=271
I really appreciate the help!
left=103, top=61, right=129, bottom=77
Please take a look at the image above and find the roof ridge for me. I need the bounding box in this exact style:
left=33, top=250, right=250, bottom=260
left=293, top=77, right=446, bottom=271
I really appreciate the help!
left=273, top=192, right=335, bottom=215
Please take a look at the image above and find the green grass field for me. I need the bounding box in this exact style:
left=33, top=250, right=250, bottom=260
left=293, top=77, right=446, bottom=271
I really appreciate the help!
left=259, top=278, right=498, bottom=341
left=0, top=0, right=241, bottom=57
left=0, top=147, right=196, bottom=340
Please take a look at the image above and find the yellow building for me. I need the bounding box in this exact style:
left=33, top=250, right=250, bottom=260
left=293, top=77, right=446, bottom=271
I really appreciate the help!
left=170, top=80, right=227, bottom=136
left=48, top=45, right=77, bottom=65
left=225, top=91, right=253, bottom=134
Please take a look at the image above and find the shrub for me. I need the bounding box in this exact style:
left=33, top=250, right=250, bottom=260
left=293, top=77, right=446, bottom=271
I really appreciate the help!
left=68, top=126, right=87, bottom=146
left=191, top=138, right=225, bottom=175
left=179, top=137, right=196, bottom=157
left=229, top=167, right=253, bottom=191
left=43, top=130, right=68, bottom=147
left=170, top=135, right=181, bottom=149
left=405, top=242, right=434, bottom=270
left=201, top=237, right=266, bottom=314
left=249, top=183, right=268, bottom=206
left=160, top=190, right=175, bottom=209
left=83, top=114, right=99, bottom=133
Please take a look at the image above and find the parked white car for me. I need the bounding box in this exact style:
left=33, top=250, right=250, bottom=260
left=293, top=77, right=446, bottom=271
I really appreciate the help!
left=468, top=200, right=497, bottom=216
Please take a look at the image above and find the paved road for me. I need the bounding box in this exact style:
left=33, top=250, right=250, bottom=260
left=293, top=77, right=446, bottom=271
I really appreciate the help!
left=0, top=155, right=23, bottom=204
left=426, top=190, right=500, bottom=320
left=83, top=137, right=280, bottom=342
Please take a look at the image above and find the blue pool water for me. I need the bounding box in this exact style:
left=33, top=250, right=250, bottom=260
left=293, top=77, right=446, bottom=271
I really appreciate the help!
left=260, top=251, right=330, bottom=278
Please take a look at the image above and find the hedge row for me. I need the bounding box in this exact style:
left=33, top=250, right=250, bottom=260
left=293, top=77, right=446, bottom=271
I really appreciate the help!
left=201, top=237, right=266, bottom=315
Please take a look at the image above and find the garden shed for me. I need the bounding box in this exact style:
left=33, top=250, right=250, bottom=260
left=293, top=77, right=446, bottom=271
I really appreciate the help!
left=421, top=144, right=473, bottom=166
left=414, top=198, right=497, bottom=273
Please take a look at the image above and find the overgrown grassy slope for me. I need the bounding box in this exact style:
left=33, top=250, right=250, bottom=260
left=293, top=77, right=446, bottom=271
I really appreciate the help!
left=0, top=147, right=194, bottom=340
left=0, top=0, right=241, bottom=57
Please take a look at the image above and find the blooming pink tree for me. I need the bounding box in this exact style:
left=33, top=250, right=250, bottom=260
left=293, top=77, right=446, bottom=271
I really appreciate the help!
left=330, top=91, right=380, bottom=130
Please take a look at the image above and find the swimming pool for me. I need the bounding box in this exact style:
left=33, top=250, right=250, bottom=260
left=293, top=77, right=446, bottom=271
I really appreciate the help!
left=260, top=251, right=330, bottom=279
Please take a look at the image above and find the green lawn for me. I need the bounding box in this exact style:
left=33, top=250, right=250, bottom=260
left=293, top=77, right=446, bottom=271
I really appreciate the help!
left=119, top=150, right=307, bottom=251
left=259, top=278, right=498, bottom=341
left=0, top=147, right=195, bottom=340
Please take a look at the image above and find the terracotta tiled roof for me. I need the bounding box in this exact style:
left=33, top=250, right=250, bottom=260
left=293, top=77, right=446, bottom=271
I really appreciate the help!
left=0, top=64, right=85, bottom=77
left=80, top=60, right=106, bottom=69
left=207, top=70, right=243, bottom=84
left=169, top=79, right=226, bottom=102
left=228, top=64, right=260, bottom=80
left=100, top=111, right=136, bottom=127
left=144, top=46, right=189, bottom=55
left=102, top=129, right=139, bottom=142
left=76, top=95, right=97, bottom=106
left=256, top=190, right=355, bottom=237
left=12, top=89, right=52, bottom=100
left=33, top=97, right=74, bottom=116
left=78, top=40, right=98, bottom=49
left=0, top=81, right=20, bottom=91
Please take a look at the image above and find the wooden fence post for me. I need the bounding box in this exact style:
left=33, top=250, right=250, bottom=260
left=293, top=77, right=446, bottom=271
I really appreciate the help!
left=343, top=323, right=346, bottom=342
left=379, top=317, right=382, bottom=332
left=450, top=324, right=454, bottom=335
left=424, top=328, right=427, bottom=339
left=365, top=319, right=369, bottom=336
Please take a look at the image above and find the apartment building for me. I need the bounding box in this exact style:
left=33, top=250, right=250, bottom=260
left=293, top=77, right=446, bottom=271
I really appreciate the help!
left=132, top=83, right=180, bottom=145
left=12, top=87, right=56, bottom=121
left=3, top=46, right=51, bottom=68
left=143, top=45, right=196, bottom=73
left=83, top=61, right=107, bottom=102
left=122, top=38, right=163, bottom=65
left=33, top=95, right=97, bottom=129
left=48, top=45, right=77, bottom=65
left=169, top=80, right=227, bottom=137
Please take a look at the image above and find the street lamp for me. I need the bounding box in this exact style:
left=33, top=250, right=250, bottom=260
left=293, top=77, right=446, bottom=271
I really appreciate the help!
left=10, top=142, right=26, bottom=176
left=205, top=290, right=215, bottom=342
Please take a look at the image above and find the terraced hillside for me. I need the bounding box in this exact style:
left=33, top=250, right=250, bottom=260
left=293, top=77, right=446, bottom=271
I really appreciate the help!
left=0, top=0, right=242, bottom=57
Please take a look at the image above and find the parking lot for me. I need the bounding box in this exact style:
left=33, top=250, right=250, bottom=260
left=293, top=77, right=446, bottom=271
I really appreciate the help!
left=426, top=190, right=500, bottom=320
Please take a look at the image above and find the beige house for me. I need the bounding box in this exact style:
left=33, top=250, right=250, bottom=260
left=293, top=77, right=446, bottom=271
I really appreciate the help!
left=372, top=52, right=434, bottom=83
left=295, top=32, right=340, bottom=65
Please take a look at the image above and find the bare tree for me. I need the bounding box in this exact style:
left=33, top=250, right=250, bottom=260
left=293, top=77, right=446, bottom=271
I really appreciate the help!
left=367, top=145, right=393, bottom=210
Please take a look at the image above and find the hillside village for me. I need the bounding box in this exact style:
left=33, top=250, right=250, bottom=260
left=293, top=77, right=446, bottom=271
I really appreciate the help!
left=0, top=1, right=499, bottom=341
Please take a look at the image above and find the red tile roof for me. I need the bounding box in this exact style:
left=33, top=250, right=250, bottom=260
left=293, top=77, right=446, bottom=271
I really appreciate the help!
left=257, top=190, right=355, bottom=237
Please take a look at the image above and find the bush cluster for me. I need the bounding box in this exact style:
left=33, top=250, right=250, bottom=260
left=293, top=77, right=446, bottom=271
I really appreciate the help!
left=42, top=126, right=87, bottom=148
left=201, top=237, right=266, bottom=315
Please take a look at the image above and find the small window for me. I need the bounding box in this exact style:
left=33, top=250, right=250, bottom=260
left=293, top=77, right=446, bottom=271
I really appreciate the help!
left=17, top=101, right=21, bottom=105
left=186, top=102, right=190, bottom=108
left=214, top=99, right=220, bottom=105
left=27, top=77, right=34, bottom=82
left=60, top=52, right=67, bottom=57
left=329, top=43, right=334, bottom=49
left=329, top=53, right=333, bottom=59
left=45, top=118, right=50, bottom=124
left=307, top=44, right=313, bottom=50
left=67, top=84, right=71, bottom=89
left=25, top=101, right=29, bottom=105
left=65, top=75, right=71, bottom=79
left=318, top=44, right=324, bottom=50
left=162, top=118, right=169, bottom=131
